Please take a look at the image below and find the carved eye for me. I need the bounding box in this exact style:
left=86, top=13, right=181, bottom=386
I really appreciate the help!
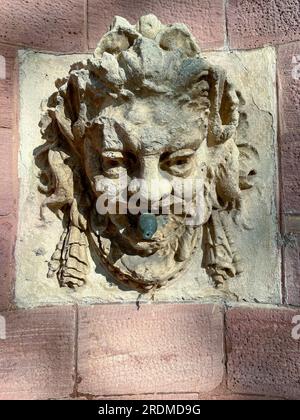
left=102, top=151, right=139, bottom=178
left=102, top=152, right=125, bottom=178
left=172, top=157, right=190, bottom=166
left=160, top=150, right=195, bottom=176
left=105, top=158, right=121, bottom=168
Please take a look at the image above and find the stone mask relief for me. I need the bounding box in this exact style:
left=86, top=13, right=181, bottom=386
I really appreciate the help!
left=35, top=14, right=258, bottom=293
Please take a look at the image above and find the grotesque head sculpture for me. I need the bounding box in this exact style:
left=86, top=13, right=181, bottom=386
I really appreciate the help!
left=36, top=15, right=257, bottom=292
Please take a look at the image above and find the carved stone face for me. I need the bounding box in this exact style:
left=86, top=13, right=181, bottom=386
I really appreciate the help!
left=36, top=14, right=256, bottom=292
left=82, top=95, right=211, bottom=289
left=85, top=96, right=208, bottom=243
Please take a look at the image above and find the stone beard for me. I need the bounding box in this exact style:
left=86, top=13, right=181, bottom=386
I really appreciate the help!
left=35, top=14, right=257, bottom=293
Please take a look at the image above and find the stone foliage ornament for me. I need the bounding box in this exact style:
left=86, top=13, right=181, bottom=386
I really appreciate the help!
left=35, top=14, right=258, bottom=293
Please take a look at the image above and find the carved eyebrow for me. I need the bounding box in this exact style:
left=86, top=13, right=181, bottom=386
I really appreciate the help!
left=166, top=149, right=196, bottom=159
left=102, top=151, right=124, bottom=159
left=102, top=120, right=140, bottom=153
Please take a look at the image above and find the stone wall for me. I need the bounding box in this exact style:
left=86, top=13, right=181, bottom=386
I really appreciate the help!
left=0, top=0, right=300, bottom=400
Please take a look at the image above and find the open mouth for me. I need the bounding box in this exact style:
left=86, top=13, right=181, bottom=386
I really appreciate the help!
left=122, top=212, right=184, bottom=248
left=128, top=213, right=158, bottom=240
left=107, top=203, right=189, bottom=250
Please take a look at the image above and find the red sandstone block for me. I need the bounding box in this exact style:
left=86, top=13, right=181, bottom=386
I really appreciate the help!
left=278, top=42, right=300, bottom=134
left=0, top=84, right=12, bottom=129
left=78, top=303, right=224, bottom=396
left=0, top=0, right=85, bottom=52
left=284, top=234, right=300, bottom=306
left=0, top=216, right=14, bottom=311
left=227, top=0, right=300, bottom=49
left=103, top=392, right=280, bottom=400
left=278, top=41, right=300, bottom=213
left=226, top=307, right=300, bottom=399
left=100, top=393, right=198, bottom=400
left=280, top=136, right=300, bottom=214
left=0, top=44, right=16, bottom=129
left=283, top=215, right=300, bottom=234
left=0, top=128, right=15, bottom=217
left=199, top=393, right=282, bottom=400
left=88, top=0, right=225, bottom=51
left=0, top=44, right=15, bottom=80
left=0, top=306, right=76, bottom=400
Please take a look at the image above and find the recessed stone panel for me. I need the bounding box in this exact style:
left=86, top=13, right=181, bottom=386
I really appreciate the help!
left=15, top=16, right=280, bottom=307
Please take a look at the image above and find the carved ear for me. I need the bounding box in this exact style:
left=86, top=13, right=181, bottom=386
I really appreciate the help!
left=207, top=67, right=240, bottom=146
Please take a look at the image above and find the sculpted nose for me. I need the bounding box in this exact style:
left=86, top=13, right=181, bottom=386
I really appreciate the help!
left=128, top=156, right=172, bottom=202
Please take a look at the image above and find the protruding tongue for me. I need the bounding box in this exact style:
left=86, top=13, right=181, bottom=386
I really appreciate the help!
left=138, top=213, right=158, bottom=240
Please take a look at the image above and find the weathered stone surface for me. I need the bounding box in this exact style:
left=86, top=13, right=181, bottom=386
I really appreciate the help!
left=278, top=41, right=300, bottom=134
left=280, top=134, right=300, bottom=215
left=69, top=392, right=281, bottom=400
left=0, top=44, right=15, bottom=79
left=0, top=80, right=12, bottom=129
left=278, top=41, right=300, bottom=214
left=226, top=307, right=300, bottom=399
left=36, top=16, right=267, bottom=294
left=284, top=234, right=300, bottom=306
left=283, top=214, right=300, bottom=234
left=0, top=128, right=15, bottom=217
left=227, top=0, right=300, bottom=49
left=0, top=306, right=76, bottom=400
left=198, top=393, right=282, bottom=400
left=0, top=0, right=85, bottom=52
left=0, top=216, right=14, bottom=311
left=282, top=205, right=300, bottom=308
left=77, top=304, right=224, bottom=396
left=16, top=42, right=280, bottom=307
left=88, top=0, right=225, bottom=51
left=101, top=393, right=199, bottom=400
